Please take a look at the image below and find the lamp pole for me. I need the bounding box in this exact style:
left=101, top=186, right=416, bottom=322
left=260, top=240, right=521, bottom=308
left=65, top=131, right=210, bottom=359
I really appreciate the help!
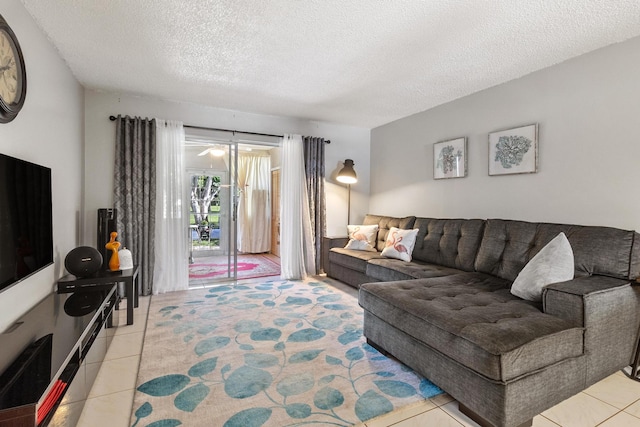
left=347, top=184, right=351, bottom=224
left=337, top=158, right=357, bottom=226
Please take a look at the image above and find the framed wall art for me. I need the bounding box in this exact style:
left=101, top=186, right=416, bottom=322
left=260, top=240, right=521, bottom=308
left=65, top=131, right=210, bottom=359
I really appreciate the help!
left=488, top=124, right=538, bottom=176
left=434, top=137, right=467, bottom=179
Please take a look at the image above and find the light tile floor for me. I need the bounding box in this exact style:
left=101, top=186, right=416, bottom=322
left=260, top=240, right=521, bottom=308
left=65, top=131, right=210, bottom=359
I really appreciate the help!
left=76, top=277, right=640, bottom=427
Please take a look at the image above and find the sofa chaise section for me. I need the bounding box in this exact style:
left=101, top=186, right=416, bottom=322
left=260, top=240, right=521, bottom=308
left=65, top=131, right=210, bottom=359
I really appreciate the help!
left=359, top=273, right=584, bottom=383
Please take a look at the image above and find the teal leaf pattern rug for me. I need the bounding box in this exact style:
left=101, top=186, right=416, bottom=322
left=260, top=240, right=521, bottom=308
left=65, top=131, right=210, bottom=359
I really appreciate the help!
left=131, top=278, right=441, bottom=427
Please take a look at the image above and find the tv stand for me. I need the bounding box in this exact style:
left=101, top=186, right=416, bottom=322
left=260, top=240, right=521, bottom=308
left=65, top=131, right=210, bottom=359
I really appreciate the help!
left=0, top=285, right=118, bottom=426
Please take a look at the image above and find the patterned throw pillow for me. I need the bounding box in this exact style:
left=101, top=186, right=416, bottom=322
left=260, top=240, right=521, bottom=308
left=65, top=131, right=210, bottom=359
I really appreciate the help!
left=381, top=227, right=419, bottom=262
left=510, top=232, right=574, bottom=302
left=344, top=224, right=379, bottom=252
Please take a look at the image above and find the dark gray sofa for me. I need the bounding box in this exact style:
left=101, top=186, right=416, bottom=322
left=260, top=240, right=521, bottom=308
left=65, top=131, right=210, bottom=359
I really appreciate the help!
left=322, top=215, right=640, bottom=427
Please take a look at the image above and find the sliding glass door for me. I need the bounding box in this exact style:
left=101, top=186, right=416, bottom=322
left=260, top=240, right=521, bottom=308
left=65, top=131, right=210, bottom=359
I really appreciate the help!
left=186, top=142, right=238, bottom=286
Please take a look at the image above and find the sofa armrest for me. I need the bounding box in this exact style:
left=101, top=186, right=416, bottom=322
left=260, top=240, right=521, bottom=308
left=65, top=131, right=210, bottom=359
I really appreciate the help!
left=543, top=276, right=633, bottom=327
left=543, top=275, right=633, bottom=327
left=322, top=236, right=349, bottom=275
left=543, top=275, right=640, bottom=382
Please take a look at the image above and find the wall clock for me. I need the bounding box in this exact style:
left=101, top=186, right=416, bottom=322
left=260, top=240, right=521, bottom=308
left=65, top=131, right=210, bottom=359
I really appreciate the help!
left=0, top=14, right=26, bottom=123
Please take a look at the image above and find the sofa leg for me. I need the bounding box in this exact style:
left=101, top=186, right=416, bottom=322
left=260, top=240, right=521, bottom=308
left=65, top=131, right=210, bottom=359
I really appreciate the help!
left=366, top=338, right=393, bottom=358
left=459, top=403, right=532, bottom=427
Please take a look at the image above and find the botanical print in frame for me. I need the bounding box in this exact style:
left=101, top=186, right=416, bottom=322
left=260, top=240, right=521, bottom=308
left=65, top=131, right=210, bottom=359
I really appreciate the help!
left=434, top=137, right=467, bottom=179
left=488, top=124, right=538, bottom=176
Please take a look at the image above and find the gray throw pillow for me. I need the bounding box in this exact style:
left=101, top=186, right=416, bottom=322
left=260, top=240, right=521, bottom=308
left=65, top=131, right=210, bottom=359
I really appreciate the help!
left=510, top=232, right=574, bottom=302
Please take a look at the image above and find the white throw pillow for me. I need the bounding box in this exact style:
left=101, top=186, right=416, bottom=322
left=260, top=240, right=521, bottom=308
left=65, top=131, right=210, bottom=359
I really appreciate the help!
left=381, top=227, right=419, bottom=262
left=510, top=232, right=574, bottom=302
left=344, top=224, right=379, bottom=252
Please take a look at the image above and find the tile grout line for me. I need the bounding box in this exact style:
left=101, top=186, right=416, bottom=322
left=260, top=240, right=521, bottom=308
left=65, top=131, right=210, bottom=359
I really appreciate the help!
left=539, top=414, right=562, bottom=426
left=582, top=387, right=640, bottom=418
left=439, top=406, right=466, bottom=426
left=87, top=387, right=136, bottom=401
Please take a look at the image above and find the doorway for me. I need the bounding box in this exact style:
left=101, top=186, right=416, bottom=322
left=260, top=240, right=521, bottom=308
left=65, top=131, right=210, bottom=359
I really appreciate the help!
left=185, top=142, right=238, bottom=286
left=188, top=172, right=227, bottom=257
left=184, top=136, right=280, bottom=286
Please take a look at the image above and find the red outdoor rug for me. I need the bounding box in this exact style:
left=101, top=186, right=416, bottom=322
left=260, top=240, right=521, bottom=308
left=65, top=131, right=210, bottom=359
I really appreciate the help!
left=189, top=254, right=280, bottom=283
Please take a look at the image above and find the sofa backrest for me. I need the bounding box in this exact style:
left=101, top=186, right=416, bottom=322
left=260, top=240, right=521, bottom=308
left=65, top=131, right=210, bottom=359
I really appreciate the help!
left=412, top=218, right=485, bottom=272
left=475, top=219, right=638, bottom=281
left=363, top=214, right=416, bottom=252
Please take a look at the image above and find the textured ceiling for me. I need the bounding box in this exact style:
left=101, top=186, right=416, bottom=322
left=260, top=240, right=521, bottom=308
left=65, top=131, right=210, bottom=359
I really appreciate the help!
left=20, top=0, right=640, bottom=128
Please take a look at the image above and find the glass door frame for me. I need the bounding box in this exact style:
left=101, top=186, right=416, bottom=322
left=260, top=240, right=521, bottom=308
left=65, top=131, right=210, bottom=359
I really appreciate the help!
left=185, top=141, right=238, bottom=285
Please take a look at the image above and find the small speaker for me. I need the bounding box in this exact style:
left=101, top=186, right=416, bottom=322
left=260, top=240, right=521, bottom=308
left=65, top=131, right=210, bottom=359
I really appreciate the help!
left=64, top=292, right=102, bottom=317
left=64, top=246, right=103, bottom=277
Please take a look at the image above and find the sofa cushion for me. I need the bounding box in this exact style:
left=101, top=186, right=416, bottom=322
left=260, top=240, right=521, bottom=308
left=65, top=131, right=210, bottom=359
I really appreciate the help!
left=412, top=218, right=485, bottom=272
left=329, top=248, right=382, bottom=273
left=511, top=232, right=574, bottom=301
left=363, top=214, right=417, bottom=251
left=359, top=273, right=584, bottom=382
left=475, top=219, right=636, bottom=281
left=366, top=258, right=466, bottom=282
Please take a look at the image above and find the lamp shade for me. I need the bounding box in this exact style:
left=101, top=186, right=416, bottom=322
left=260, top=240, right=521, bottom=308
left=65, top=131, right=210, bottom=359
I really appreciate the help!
left=337, top=159, right=357, bottom=184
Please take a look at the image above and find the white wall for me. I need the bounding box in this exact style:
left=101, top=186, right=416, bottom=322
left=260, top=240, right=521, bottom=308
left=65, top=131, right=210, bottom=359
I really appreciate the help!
left=370, top=36, right=640, bottom=232
left=0, top=1, right=84, bottom=332
left=84, top=91, right=371, bottom=243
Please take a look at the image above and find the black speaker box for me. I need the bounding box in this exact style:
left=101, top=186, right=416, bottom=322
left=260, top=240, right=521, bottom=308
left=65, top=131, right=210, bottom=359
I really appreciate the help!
left=64, top=246, right=103, bottom=277
left=97, top=208, right=117, bottom=270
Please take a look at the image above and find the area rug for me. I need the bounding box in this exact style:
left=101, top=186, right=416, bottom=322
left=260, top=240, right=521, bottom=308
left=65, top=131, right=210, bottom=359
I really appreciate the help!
left=189, top=254, right=280, bottom=282
left=130, top=278, right=442, bottom=427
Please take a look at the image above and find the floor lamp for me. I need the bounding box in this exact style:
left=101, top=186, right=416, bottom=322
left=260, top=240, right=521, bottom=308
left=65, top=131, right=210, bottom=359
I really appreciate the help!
left=337, top=159, right=357, bottom=224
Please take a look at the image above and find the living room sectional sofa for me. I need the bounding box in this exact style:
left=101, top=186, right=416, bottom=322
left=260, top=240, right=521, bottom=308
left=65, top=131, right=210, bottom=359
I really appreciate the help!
left=322, top=215, right=640, bottom=427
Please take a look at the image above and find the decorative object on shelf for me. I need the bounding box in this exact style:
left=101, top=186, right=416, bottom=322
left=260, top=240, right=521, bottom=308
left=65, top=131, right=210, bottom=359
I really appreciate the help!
left=119, top=247, right=134, bottom=270
left=489, top=123, right=538, bottom=176
left=0, top=14, right=27, bottom=123
left=105, top=231, right=121, bottom=271
left=336, top=159, right=358, bottom=224
left=434, top=137, right=467, bottom=179
left=64, top=246, right=102, bottom=277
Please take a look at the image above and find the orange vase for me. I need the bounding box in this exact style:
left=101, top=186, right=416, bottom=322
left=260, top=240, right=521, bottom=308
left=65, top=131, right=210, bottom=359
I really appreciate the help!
left=105, top=231, right=121, bottom=271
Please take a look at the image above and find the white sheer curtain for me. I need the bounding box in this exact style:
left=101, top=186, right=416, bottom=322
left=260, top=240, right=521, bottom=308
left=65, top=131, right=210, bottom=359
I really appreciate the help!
left=237, top=152, right=271, bottom=253
left=153, top=119, right=189, bottom=294
left=280, top=134, right=315, bottom=279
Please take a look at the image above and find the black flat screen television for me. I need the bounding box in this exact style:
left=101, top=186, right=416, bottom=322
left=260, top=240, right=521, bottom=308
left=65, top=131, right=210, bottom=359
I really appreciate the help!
left=0, top=153, right=53, bottom=293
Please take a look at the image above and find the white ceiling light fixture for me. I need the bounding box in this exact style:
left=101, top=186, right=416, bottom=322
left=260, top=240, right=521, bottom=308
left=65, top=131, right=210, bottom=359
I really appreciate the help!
left=197, top=146, right=226, bottom=157
left=210, top=147, right=225, bottom=157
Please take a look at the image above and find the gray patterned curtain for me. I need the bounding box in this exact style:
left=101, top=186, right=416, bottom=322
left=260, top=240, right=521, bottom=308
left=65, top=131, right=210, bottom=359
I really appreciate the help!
left=113, top=115, right=156, bottom=295
left=303, top=136, right=326, bottom=274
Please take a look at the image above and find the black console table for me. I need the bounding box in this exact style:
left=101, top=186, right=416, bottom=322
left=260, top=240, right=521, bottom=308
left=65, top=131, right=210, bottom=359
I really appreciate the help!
left=57, top=266, right=139, bottom=325
left=0, top=285, right=117, bottom=426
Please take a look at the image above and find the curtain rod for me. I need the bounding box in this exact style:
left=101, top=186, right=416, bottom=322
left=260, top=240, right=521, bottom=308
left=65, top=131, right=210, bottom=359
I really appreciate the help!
left=108, top=116, right=330, bottom=143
